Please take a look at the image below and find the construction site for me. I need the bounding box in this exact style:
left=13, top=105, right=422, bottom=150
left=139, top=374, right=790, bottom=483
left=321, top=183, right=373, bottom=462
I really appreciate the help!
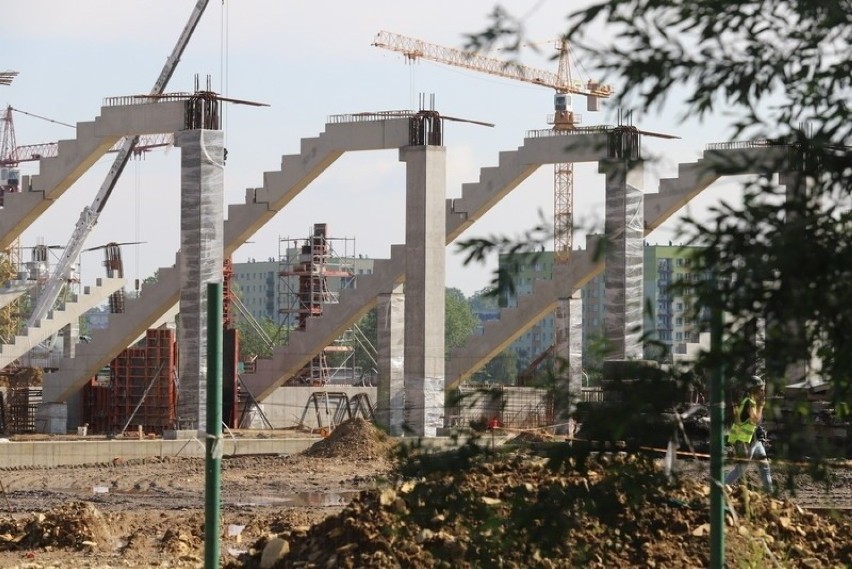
left=0, top=1, right=847, bottom=447
left=0, top=4, right=852, bottom=569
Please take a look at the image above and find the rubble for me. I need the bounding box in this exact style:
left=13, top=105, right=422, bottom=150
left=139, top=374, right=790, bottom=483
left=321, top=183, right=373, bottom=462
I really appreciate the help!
left=239, top=448, right=852, bottom=568
left=301, top=418, right=396, bottom=462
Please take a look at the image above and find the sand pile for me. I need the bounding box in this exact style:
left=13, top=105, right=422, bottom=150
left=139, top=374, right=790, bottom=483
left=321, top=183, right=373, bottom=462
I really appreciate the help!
left=302, top=418, right=396, bottom=462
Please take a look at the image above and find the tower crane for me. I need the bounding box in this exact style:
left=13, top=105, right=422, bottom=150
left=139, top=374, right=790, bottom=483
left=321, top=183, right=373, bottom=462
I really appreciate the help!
left=27, top=0, right=211, bottom=329
left=372, top=30, right=613, bottom=263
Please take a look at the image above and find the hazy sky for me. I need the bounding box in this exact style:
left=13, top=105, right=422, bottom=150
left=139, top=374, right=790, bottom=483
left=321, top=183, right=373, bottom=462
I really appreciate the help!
left=4, top=1, right=741, bottom=296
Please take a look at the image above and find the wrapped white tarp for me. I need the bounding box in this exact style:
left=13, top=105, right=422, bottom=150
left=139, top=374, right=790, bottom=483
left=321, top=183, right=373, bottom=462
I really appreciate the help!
left=176, top=129, right=225, bottom=430
left=376, top=286, right=405, bottom=435
left=604, top=162, right=645, bottom=359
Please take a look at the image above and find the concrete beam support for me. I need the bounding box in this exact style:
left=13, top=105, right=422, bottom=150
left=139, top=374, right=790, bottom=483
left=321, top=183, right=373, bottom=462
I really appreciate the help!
left=376, top=285, right=405, bottom=435
left=553, top=291, right=583, bottom=415
left=175, top=129, right=225, bottom=429
left=400, top=145, right=446, bottom=437
left=775, top=168, right=813, bottom=384
left=600, top=154, right=645, bottom=360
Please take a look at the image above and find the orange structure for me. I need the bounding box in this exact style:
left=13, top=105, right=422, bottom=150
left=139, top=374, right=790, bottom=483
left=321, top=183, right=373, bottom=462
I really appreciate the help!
left=83, top=328, right=177, bottom=434
left=280, top=223, right=355, bottom=385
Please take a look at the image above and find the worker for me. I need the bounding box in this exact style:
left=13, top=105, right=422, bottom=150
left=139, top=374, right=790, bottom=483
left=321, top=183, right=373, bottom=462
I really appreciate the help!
left=725, top=375, right=773, bottom=492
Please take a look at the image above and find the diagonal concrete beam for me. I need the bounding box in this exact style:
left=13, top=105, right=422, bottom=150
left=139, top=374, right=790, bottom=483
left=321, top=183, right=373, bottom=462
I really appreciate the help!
left=0, top=101, right=186, bottom=250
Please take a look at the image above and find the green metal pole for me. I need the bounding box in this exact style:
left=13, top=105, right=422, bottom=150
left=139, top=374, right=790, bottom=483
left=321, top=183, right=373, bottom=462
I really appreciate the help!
left=204, top=282, right=223, bottom=569
left=709, top=286, right=725, bottom=569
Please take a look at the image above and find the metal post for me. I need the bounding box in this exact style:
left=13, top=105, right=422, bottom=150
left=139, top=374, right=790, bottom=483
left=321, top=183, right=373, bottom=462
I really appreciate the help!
left=204, top=282, right=223, bottom=569
left=709, top=284, right=725, bottom=569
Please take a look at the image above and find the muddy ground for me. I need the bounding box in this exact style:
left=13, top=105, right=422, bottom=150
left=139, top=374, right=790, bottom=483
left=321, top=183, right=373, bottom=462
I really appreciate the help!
left=0, top=422, right=848, bottom=568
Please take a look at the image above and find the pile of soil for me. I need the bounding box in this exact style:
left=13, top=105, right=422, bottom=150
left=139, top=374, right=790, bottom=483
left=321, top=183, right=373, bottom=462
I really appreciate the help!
left=301, top=419, right=396, bottom=462
left=0, top=502, right=112, bottom=551
left=242, top=448, right=852, bottom=568
left=506, top=429, right=556, bottom=444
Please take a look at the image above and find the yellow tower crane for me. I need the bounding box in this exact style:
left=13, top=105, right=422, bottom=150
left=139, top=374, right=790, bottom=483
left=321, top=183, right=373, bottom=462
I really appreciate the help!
left=372, top=30, right=613, bottom=262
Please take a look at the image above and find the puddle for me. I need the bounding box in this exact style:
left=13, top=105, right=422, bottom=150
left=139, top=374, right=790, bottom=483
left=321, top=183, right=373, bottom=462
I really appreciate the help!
left=234, top=490, right=359, bottom=507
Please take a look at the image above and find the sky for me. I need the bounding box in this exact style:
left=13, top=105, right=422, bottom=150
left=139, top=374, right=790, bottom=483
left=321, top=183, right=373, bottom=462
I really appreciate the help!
left=3, top=0, right=744, bottom=297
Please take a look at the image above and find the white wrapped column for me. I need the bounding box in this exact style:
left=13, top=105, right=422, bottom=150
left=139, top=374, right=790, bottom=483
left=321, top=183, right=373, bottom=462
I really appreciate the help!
left=175, top=129, right=225, bottom=429
left=600, top=152, right=644, bottom=360
left=376, top=284, right=405, bottom=435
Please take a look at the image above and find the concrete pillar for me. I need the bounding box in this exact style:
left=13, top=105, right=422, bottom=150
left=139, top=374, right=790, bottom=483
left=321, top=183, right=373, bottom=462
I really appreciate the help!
left=774, top=169, right=812, bottom=384
left=400, top=145, right=446, bottom=437
left=62, top=322, right=78, bottom=359
left=553, top=291, right=583, bottom=415
left=600, top=145, right=644, bottom=360
left=175, top=129, right=225, bottom=429
left=376, top=284, right=405, bottom=435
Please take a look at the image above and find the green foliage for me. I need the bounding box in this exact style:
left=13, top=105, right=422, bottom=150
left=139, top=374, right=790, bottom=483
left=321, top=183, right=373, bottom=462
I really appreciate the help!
left=235, top=316, right=287, bottom=360
left=480, top=349, right=519, bottom=385
left=445, top=287, right=478, bottom=355
left=351, top=308, right=378, bottom=377
left=463, top=1, right=852, bottom=451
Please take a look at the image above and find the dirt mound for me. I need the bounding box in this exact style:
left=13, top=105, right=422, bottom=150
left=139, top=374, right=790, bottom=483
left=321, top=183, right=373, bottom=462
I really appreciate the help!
left=506, top=429, right=555, bottom=444
left=301, top=419, right=395, bottom=461
left=0, top=502, right=113, bottom=551
left=247, top=449, right=852, bottom=568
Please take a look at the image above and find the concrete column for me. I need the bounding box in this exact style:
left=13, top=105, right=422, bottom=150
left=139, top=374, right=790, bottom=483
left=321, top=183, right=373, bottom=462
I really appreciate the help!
left=553, top=291, right=583, bottom=415
left=62, top=322, right=78, bottom=359
left=376, top=284, right=405, bottom=435
left=600, top=153, right=644, bottom=360
left=175, top=129, right=225, bottom=430
left=400, top=145, right=446, bottom=437
left=774, top=170, right=812, bottom=384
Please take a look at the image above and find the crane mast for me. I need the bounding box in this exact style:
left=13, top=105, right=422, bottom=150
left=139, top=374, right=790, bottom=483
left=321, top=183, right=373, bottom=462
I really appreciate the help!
left=27, top=0, right=211, bottom=328
left=373, top=30, right=612, bottom=262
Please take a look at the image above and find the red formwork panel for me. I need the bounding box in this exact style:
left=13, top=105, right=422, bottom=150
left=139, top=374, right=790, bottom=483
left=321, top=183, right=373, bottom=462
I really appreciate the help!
left=82, top=378, right=111, bottom=434
left=108, top=328, right=178, bottom=434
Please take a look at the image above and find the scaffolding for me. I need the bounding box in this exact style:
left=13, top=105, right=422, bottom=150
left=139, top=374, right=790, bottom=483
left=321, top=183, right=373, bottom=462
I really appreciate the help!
left=279, top=223, right=358, bottom=385
left=5, top=387, right=41, bottom=433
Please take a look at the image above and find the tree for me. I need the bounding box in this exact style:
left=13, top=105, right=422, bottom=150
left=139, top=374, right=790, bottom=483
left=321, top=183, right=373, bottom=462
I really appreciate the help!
left=445, top=287, right=478, bottom=355
left=464, top=0, right=851, bottom=439
left=235, top=316, right=286, bottom=360
left=348, top=287, right=479, bottom=377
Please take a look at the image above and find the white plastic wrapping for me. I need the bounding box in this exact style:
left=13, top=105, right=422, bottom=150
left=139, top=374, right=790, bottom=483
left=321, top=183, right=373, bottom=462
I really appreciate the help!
left=603, top=161, right=645, bottom=359
left=176, top=129, right=225, bottom=429
left=376, top=287, right=405, bottom=435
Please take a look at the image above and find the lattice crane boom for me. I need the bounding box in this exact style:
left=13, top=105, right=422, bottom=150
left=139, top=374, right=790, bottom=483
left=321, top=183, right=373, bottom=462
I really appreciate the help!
left=373, top=30, right=613, bottom=262
left=27, top=0, right=211, bottom=328
left=372, top=31, right=613, bottom=99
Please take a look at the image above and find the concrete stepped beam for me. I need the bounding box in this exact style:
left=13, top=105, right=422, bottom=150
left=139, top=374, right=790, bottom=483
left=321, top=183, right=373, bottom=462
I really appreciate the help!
left=445, top=146, right=789, bottom=388
left=0, top=101, right=186, bottom=250
left=242, top=132, right=615, bottom=400
left=0, top=277, right=125, bottom=369
left=0, top=281, right=36, bottom=310
left=43, top=117, right=412, bottom=404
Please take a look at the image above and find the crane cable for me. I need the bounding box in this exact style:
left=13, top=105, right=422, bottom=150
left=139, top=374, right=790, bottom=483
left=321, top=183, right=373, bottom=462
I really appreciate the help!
left=220, top=0, right=229, bottom=145
left=9, top=107, right=75, bottom=129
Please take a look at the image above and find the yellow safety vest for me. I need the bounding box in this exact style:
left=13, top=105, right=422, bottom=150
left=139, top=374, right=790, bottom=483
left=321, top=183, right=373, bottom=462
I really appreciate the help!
left=727, top=396, right=757, bottom=445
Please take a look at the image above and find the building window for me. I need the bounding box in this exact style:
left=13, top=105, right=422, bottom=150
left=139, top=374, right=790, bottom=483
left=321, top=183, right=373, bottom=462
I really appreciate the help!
left=676, top=317, right=683, bottom=326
